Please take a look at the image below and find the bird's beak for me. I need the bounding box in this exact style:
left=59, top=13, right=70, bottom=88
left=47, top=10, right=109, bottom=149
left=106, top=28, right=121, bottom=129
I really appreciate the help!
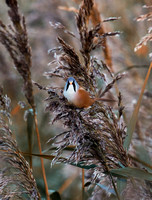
left=70, top=81, right=73, bottom=85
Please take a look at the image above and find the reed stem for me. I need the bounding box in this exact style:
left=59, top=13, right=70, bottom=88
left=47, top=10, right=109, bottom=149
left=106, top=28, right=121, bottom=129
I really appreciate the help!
left=33, top=111, right=50, bottom=200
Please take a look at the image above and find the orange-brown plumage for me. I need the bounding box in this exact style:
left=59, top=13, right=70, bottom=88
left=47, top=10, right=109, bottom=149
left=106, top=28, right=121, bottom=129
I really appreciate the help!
left=74, top=87, right=95, bottom=108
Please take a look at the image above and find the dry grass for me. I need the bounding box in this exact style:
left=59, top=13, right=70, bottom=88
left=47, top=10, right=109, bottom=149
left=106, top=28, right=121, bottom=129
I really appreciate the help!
left=0, top=88, right=40, bottom=199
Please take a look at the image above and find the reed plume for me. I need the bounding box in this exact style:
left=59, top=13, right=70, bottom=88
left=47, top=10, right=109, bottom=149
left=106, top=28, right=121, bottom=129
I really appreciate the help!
left=44, top=0, right=128, bottom=199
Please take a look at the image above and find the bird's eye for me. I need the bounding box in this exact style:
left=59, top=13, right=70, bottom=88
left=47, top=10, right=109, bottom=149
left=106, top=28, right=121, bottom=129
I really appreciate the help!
left=72, top=81, right=76, bottom=92
left=66, top=82, right=70, bottom=91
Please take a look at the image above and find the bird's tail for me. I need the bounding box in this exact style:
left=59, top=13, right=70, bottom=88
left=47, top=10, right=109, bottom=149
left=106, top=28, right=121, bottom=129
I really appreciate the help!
left=95, top=98, right=117, bottom=102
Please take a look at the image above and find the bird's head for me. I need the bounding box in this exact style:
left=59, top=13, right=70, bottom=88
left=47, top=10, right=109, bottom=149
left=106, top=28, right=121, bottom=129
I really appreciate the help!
left=64, top=77, right=79, bottom=93
left=63, top=77, right=79, bottom=102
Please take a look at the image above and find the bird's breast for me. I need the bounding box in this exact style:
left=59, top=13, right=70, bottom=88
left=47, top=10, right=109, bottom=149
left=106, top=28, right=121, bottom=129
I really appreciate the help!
left=63, top=85, right=77, bottom=103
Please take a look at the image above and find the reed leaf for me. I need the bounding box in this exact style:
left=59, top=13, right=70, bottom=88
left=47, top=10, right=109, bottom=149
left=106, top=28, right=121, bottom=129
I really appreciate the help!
left=123, top=62, right=152, bottom=151
left=111, top=167, right=152, bottom=181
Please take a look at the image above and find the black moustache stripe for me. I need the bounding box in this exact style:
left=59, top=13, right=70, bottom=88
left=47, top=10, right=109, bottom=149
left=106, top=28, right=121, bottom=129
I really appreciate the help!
left=66, top=82, right=70, bottom=91
left=72, top=81, right=76, bottom=92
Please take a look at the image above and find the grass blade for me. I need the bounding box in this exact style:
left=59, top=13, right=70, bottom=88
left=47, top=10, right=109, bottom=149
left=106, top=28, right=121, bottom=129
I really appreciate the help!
left=22, top=152, right=56, bottom=160
left=26, top=109, right=34, bottom=168
left=111, top=167, right=152, bottom=181
left=117, top=178, right=127, bottom=198
left=123, top=62, right=152, bottom=151
left=129, top=154, right=152, bottom=171
left=135, top=145, right=152, bottom=172
left=69, top=162, right=97, bottom=169
left=96, top=183, right=115, bottom=195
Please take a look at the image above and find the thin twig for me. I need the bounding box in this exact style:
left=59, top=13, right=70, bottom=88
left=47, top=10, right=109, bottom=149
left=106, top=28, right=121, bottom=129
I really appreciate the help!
left=33, top=111, right=50, bottom=200
left=82, top=168, right=85, bottom=200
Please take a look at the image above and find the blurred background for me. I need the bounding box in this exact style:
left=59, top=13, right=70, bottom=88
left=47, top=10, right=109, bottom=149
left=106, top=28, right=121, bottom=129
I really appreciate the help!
left=0, top=0, right=152, bottom=199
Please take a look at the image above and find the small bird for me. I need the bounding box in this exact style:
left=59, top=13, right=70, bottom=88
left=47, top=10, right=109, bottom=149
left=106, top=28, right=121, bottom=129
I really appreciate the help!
left=63, top=77, right=115, bottom=108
